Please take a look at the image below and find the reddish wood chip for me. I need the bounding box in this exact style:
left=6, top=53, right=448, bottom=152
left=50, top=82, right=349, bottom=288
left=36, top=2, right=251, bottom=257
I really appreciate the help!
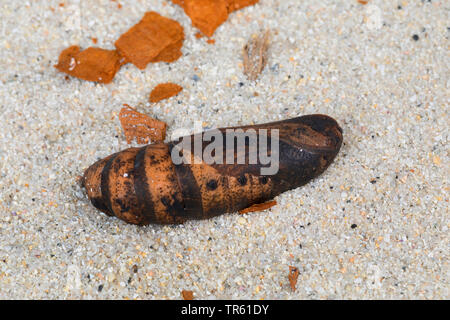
left=181, top=290, right=194, bottom=300
left=119, top=104, right=167, bottom=144
left=115, top=11, right=184, bottom=69
left=239, top=200, right=277, bottom=214
left=54, top=46, right=122, bottom=83
left=149, top=83, right=183, bottom=103
left=288, top=266, right=299, bottom=291
left=173, top=0, right=259, bottom=37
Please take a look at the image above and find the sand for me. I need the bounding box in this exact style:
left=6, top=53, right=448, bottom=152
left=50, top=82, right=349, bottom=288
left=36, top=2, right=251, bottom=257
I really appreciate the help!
left=0, top=0, right=448, bottom=299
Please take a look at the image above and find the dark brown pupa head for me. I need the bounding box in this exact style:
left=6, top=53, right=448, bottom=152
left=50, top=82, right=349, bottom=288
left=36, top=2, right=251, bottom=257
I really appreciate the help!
left=294, top=114, right=343, bottom=158
left=272, top=114, right=343, bottom=188
left=295, top=114, right=342, bottom=170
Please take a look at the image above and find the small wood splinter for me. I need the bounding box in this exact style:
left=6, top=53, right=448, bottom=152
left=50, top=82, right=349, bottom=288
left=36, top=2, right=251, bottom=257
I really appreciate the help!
left=239, top=200, right=277, bottom=215
left=288, top=266, right=299, bottom=291
left=243, top=30, right=270, bottom=81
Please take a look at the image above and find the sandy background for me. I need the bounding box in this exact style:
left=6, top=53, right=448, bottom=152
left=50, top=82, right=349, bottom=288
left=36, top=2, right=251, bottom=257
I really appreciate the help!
left=0, top=0, right=448, bottom=299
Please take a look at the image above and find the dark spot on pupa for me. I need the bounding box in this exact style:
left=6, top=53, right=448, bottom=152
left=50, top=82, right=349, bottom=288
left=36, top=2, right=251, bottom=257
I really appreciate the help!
left=206, top=179, right=218, bottom=190
left=260, top=176, right=268, bottom=184
left=237, top=175, right=247, bottom=186
left=115, top=198, right=130, bottom=213
left=161, top=196, right=171, bottom=207
left=124, top=180, right=132, bottom=188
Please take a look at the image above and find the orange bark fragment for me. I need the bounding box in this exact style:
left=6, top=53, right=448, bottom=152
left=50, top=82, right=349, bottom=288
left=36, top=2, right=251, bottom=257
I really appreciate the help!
left=151, top=39, right=184, bottom=63
left=115, top=11, right=184, bottom=69
left=183, top=0, right=229, bottom=37
left=239, top=200, right=276, bottom=214
left=149, top=83, right=183, bottom=103
left=54, top=46, right=122, bottom=83
left=181, top=290, right=194, bottom=300
left=173, top=0, right=259, bottom=37
left=357, top=0, right=369, bottom=4
left=119, top=104, right=167, bottom=144
left=288, top=266, right=299, bottom=291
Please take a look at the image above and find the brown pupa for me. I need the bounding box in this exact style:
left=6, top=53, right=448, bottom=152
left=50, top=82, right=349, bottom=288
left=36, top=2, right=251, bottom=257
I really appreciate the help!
left=82, top=115, right=343, bottom=225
